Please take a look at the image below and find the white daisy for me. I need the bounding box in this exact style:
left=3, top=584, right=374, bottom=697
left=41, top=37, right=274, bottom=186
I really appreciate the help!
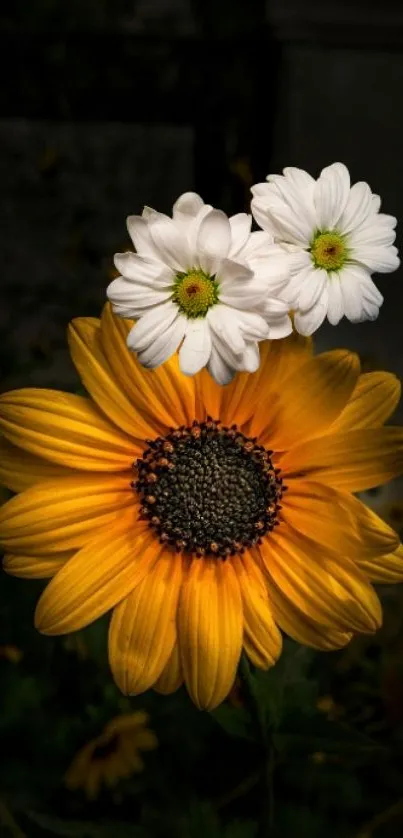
left=251, top=162, right=400, bottom=336
left=107, top=192, right=292, bottom=385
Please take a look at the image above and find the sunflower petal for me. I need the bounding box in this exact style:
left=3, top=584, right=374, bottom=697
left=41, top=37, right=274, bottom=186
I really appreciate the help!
left=330, top=371, right=401, bottom=432
left=222, top=332, right=312, bottom=428
left=101, top=304, right=196, bottom=428
left=0, top=437, right=76, bottom=493
left=281, top=427, right=403, bottom=492
left=153, top=643, right=183, bottom=695
left=250, top=350, right=360, bottom=446
left=0, top=389, right=137, bottom=471
left=267, top=579, right=353, bottom=650
left=3, top=551, right=72, bottom=578
left=357, top=543, right=403, bottom=583
left=34, top=515, right=157, bottom=634
left=232, top=551, right=282, bottom=669
left=178, top=557, right=243, bottom=710
left=0, top=474, right=135, bottom=554
left=108, top=550, right=182, bottom=695
left=68, top=317, right=158, bottom=440
left=260, top=526, right=382, bottom=633
left=281, top=480, right=399, bottom=558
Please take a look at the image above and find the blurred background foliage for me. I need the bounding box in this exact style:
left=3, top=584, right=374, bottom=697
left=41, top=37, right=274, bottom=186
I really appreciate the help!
left=2, top=0, right=403, bottom=836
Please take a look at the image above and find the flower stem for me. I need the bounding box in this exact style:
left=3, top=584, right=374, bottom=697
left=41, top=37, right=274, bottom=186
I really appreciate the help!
left=238, top=654, right=274, bottom=836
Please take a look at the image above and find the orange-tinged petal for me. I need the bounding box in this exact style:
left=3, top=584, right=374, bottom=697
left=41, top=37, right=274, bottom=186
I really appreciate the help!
left=357, top=543, right=403, bottom=583
left=281, top=480, right=399, bottom=558
left=0, top=437, right=77, bottom=493
left=232, top=551, right=282, bottom=669
left=3, top=551, right=72, bottom=578
left=178, top=557, right=243, bottom=710
left=280, top=427, right=403, bottom=492
left=0, top=474, right=135, bottom=554
left=109, top=551, right=182, bottom=695
left=194, top=367, right=223, bottom=422
left=267, top=579, right=353, bottom=651
left=0, top=389, right=138, bottom=471
left=101, top=304, right=196, bottom=428
left=260, top=526, right=382, bottom=634
left=153, top=643, right=183, bottom=694
left=250, top=350, right=360, bottom=447
left=330, top=371, right=401, bottom=433
left=194, top=344, right=274, bottom=426
left=68, top=318, right=159, bottom=441
left=34, top=515, right=157, bottom=635
left=222, top=333, right=312, bottom=429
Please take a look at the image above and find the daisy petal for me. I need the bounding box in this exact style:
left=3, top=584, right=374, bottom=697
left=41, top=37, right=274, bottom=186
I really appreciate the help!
left=148, top=216, right=190, bottom=271
left=228, top=213, right=252, bottom=257
left=293, top=296, right=328, bottom=336
left=196, top=209, right=232, bottom=260
left=126, top=301, right=179, bottom=352
left=315, top=162, right=350, bottom=229
left=178, top=558, right=243, bottom=710
left=126, top=216, right=160, bottom=258
left=354, top=245, right=400, bottom=274
left=173, top=192, right=205, bottom=220
left=326, top=274, right=344, bottom=325
left=112, top=253, right=172, bottom=286
left=179, top=320, right=212, bottom=377
left=137, top=315, right=187, bottom=369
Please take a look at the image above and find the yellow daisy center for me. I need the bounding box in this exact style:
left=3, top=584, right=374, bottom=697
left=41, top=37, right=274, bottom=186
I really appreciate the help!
left=172, top=269, right=219, bottom=318
left=310, top=231, right=347, bottom=271
left=132, top=418, right=284, bottom=558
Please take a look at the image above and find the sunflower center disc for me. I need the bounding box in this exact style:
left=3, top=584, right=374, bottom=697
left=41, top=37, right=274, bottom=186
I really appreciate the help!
left=310, top=231, right=347, bottom=271
left=133, top=419, right=283, bottom=558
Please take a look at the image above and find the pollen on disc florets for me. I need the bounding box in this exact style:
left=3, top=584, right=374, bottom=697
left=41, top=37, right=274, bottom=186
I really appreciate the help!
left=171, top=269, right=219, bottom=318
left=131, top=419, right=284, bottom=558
left=310, top=230, right=348, bottom=272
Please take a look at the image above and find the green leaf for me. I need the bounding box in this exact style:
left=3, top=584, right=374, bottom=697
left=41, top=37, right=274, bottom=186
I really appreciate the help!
left=211, top=704, right=254, bottom=741
left=273, top=715, right=386, bottom=757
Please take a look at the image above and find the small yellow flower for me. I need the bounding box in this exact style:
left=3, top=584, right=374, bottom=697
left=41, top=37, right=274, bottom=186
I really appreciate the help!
left=64, top=711, right=157, bottom=800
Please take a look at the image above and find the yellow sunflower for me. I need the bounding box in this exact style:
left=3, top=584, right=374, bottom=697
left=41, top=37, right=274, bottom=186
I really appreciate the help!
left=64, top=711, right=157, bottom=799
left=1, top=305, right=403, bottom=710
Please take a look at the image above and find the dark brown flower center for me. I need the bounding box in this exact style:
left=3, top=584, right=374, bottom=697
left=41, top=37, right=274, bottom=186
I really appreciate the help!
left=132, top=419, right=283, bottom=558
left=92, top=735, right=119, bottom=761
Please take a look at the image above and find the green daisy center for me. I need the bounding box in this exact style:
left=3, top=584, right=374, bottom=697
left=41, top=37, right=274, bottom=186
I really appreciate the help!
left=172, top=269, right=219, bottom=318
left=310, top=231, right=347, bottom=272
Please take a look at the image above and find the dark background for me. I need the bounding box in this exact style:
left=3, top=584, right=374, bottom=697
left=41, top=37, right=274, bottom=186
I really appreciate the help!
left=2, top=2, right=403, bottom=837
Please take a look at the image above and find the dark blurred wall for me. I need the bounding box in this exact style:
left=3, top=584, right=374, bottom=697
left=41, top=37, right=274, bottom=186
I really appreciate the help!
left=1, top=0, right=402, bottom=418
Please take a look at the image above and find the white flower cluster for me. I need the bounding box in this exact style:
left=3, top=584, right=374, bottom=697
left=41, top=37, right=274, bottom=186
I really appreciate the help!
left=108, top=163, right=399, bottom=384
